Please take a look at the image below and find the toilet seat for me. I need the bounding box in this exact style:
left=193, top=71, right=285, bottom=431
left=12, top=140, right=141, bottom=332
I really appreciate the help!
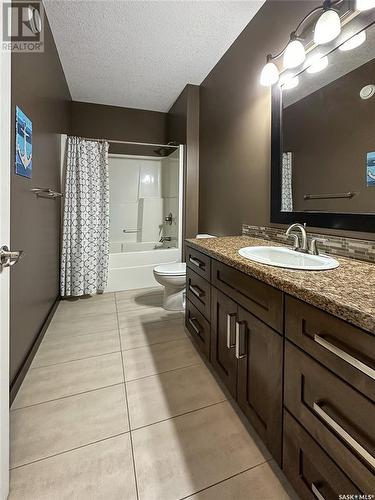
left=154, top=262, right=186, bottom=276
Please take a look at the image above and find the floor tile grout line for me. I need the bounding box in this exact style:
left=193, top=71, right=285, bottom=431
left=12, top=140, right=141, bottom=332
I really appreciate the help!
left=10, top=431, right=130, bottom=471
left=115, top=293, right=140, bottom=500
left=28, top=350, right=122, bottom=371
left=122, top=335, right=190, bottom=352
left=130, top=398, right=229, bottom=433
left=31, top=349, right=122, bottom=370
left=178, top=459, right=271, bottom=500
left=124, top=361, right=203, bottom=383
left=42, top=327, right=119, bottom=342
left=11, top=382, right=126, bottom=412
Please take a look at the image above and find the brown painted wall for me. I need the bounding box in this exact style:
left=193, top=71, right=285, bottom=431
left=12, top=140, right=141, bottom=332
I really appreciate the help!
left=168, top=85, right=200, bottom=242
left=71, top=101, right=168, bottom=154
left=198, top=0, right=375, bottom=240
left=284, top=58, right=375, bottom=213
left=10, top=7, right=71, bottom=385
left=199, top=0, right=318, bottom=236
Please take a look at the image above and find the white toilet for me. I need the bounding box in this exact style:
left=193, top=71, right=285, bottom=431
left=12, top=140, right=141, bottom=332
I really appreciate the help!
left=153, top=234, right=216, bottom=311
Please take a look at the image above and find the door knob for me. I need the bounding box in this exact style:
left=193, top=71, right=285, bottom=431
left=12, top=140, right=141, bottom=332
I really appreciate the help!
left=0, top=245, right=24, bottom=271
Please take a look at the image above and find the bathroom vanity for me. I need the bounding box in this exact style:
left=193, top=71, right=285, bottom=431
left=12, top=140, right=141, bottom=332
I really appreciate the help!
left=184, top=236, right=375, bottom=500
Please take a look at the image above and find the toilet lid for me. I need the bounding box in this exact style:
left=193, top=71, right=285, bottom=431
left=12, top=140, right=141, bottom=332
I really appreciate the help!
left=154, top=262, right=186, bottom=276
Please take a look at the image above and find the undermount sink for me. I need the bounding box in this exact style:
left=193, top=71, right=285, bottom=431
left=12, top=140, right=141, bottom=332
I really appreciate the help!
left=238, top=246, right=339, bottom=271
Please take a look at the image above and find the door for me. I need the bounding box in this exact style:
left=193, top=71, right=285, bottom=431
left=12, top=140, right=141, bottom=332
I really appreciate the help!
left=0, top=6, right=11, bottom=498
left=236, top=306, right=283, bottom=464
left=211, top=287, right=238, bottom=397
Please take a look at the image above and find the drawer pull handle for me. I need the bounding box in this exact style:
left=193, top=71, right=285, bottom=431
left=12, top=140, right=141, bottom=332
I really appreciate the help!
left=188, top=317, right=200, bottom=335
left=189, top=256, right=205, bottom=269
left=314, top=334, right=375, bottom=380
left=189, top=284, right=204, bottom=299
left=226, top=313, right=236, bottom=349
left=313, top=402, right=375, bottom=469
left=235, top=321, right=246, bottom=359
left=311, top=483, right=326, bottom=500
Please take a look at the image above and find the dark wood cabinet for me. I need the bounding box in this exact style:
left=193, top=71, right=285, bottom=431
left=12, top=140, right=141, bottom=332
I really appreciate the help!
left=283, top=410, right=360, bottom=500
left=210, top=287, right=238, bottom=398
left=185, top=244, right=375, bottom=495
left=237, top=306, right=283, bottom=464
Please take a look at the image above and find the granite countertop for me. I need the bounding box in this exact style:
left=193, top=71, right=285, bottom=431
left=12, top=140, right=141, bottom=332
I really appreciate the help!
left=186, top=236, right=375, bottom=335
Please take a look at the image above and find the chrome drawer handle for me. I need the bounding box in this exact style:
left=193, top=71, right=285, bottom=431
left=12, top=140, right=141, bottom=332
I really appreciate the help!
left=189, top=284, right=204, bottom=299
left=313, top=402, right=375, bottom=469
left=235, top=321, right=246, bottom=359
left=189, top=256, right=204, bottom=269
left=314, top=334, right=375, bottom=380
left=226, top=313, right=236, bottom=349
left=188, top=317, right=200, bottom=335
left=311, top=483, right=326, bottom=500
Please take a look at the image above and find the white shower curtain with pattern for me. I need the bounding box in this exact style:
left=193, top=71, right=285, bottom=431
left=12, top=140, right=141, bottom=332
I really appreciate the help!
left=60, top=136, right=110, bottom=296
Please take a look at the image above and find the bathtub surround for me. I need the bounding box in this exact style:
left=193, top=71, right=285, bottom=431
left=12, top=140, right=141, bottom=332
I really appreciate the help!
left=242, top=224, right=375, bottom=264
left=10, top=1, right=71, bottom=395
left=61, top=137, right=109, bottom=296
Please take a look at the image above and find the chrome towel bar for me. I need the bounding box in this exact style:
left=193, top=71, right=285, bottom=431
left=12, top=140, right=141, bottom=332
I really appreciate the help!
left=30, top=187, right=63, bottom=199
left=304, top=192, right=355, bottom=200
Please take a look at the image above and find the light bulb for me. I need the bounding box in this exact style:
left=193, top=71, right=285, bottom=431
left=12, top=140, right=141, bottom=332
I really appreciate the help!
left=260, top=61, right=279, bottom=86
left=283, top=39, right=306, bottom=69
left=279, top=73, right=299, bottom=90
left=306, top=53, right=328, bottom=73
left=339, top=31, right=366, bottom=51
left=314, top=9, right=341, bottom=44
left=356, top=0, right=375, bottom=10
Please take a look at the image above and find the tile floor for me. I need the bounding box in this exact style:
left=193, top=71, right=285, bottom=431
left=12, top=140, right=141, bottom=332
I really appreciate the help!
left=9, top=287, right=296, bottom=500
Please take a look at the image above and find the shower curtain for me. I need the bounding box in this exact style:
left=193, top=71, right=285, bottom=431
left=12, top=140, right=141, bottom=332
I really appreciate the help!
left=60, top=136, right=110, bottom=296
left=281, top=152, right=293, bottom=212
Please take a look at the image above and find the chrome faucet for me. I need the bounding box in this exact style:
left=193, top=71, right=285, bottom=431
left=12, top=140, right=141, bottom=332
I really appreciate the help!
left=286, top=223, right=308, bottom=253
left=159, top=236, right=172, bottom=243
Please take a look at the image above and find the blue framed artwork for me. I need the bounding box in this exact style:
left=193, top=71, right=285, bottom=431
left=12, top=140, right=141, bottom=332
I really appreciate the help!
left=367, top=151, right=375, bottom=187
left=15, top=106, right=32, bottom=179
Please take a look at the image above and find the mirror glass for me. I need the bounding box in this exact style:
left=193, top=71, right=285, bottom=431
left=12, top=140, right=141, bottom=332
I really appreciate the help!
left=281, top=23, right=375, bottom=214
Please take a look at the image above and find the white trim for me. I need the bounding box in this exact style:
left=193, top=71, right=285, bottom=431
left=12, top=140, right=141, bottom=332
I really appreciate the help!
left=0, top=1, right=12, bottom=496
left=178, top=145, right=184, bottom=260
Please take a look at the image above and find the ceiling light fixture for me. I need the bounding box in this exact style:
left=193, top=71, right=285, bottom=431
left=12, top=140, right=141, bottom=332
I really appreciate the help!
left=339, top=30, right=367, bottom=50
left=356, top=0, right=375, bottom=10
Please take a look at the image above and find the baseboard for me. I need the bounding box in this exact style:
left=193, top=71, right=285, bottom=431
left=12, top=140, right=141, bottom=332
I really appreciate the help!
left=9, top=297, right=60, bottom=406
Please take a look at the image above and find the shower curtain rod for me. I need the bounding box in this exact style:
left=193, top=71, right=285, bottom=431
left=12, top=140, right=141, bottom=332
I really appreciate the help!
left=77, top=136, right=179, bottom=149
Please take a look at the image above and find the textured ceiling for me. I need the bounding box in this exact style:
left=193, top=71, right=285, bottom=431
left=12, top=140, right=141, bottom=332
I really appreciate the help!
left=44, top=0, right=265, bottom=112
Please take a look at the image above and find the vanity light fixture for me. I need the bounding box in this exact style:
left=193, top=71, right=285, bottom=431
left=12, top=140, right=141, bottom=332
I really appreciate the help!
left=356, top=0, right=375, bottom=10
left=279, top=74, right=299, bottom=90
left=306, top=53, right=329, bottom=73
left=283, top=33, right=306, bottom=69
left=260, top=55, right=279, bottom=86
left=314, top=3, right=341, bottom=44
left=339, top=30, right=367, bottom=50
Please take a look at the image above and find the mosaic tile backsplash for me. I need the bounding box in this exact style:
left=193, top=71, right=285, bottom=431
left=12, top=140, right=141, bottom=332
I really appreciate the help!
left=242, top=224, right=375, bottom=264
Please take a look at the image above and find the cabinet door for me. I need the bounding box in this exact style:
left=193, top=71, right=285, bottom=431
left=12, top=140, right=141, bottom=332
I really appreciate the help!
left=237, top=306, right=283, bottom=464
left=211, top=287, right=238, bottom=398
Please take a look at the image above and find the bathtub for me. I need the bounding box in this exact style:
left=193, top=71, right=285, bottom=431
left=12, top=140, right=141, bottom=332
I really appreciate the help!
left=106, top=243, right=180, bottom=292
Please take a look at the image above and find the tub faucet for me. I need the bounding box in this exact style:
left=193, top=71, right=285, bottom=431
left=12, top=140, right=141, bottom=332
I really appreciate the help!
left=159, top=236, right=172, bottom=243
left=286, top=223, right=308, bottom=253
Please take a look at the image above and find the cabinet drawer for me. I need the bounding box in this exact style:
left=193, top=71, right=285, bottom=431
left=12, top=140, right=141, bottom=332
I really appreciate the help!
left=211, top=260, right=283, bottom=333
left=285, top=341, right=375, bottom=493
left=185, top=299, right=210, bottom=360
left=186, top=246, right=211, bottom=281
left=186, top=267, right=211, bottom=321
left=283, top=410, right=360, bottom=500
left=285, top=295, right=375, bottom=402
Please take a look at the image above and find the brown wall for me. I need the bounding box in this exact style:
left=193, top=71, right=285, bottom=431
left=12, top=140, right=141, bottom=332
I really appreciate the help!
left=10, top=7, right=71, bottom=385
left=168, top=85, right=200, bottom=241
left=199, top=0, right=319, bottom=236
left=71, top=101, right=168, bottom=154
left=284, top=58, right=375, bottom=214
